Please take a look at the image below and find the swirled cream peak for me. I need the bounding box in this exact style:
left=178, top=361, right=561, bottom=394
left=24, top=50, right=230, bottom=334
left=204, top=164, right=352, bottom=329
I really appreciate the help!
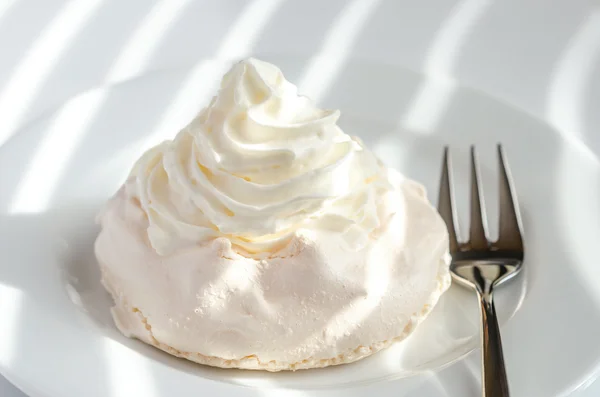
left=131, top=58, right=388, bottom=255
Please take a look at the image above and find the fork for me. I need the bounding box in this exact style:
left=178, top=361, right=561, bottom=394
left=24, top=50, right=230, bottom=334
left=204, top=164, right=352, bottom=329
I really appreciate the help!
left=438, top=144, right=524, bottom=397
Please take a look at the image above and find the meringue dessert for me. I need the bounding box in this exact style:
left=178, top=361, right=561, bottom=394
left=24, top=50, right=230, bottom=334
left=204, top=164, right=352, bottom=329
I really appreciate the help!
left=95, top=58, right=451, bottom=371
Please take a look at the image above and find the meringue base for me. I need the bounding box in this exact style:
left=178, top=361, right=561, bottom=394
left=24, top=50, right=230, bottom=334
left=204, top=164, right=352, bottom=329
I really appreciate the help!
left=100, top=262, right=448, bottom=371
left=95, top=175, right=451, bottom=371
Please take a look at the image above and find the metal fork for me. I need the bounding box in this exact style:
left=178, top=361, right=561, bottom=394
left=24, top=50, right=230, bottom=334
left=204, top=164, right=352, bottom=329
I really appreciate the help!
left=438, top=144, right=524, bottom=397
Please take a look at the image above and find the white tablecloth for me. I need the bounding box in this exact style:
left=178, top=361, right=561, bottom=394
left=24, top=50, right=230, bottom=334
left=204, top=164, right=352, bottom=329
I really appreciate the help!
left=1, top=0, right=599, bottom=395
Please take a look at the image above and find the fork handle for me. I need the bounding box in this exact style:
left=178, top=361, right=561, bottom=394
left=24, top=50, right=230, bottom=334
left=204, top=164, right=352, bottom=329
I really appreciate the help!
left=478, top=290, right=510, bottom=397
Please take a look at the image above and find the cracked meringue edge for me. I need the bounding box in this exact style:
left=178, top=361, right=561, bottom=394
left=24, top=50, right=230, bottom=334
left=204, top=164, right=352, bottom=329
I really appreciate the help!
left=99, top=252, right=451, bottom=372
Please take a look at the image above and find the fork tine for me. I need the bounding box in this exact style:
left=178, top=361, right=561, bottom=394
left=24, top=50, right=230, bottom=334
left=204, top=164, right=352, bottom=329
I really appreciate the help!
left=469, top=146, right=489, bottom=249
left=437, top=146, right=460, bottom=253
left=496, top=144, right=524, bottom=250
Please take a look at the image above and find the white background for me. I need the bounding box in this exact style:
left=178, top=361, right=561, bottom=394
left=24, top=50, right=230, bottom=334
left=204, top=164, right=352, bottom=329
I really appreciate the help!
left=0, top=0, right=599, bottom=395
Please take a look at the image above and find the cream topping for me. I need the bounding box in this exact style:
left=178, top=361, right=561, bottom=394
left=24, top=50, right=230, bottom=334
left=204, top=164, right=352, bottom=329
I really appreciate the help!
left=131, top=58, right=387, bottom=255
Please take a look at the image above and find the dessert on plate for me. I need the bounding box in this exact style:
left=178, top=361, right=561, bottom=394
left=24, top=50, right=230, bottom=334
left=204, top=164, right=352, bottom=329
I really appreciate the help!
left=94, top=58, right=451, bottom=371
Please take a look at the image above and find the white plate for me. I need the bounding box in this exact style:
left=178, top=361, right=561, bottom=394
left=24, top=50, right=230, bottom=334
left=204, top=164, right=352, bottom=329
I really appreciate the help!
left=1, top=57, right=599, bottom=397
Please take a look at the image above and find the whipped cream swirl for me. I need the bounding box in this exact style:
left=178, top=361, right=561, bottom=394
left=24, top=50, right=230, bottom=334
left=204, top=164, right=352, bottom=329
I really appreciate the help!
left=131, top=58, right=391, bottom=255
